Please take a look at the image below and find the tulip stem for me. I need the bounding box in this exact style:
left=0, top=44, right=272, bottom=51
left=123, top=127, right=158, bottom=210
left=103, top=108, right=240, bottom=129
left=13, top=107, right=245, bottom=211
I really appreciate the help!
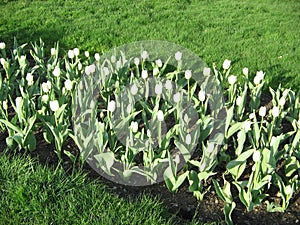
left=158, top=121, right=161, bottom=148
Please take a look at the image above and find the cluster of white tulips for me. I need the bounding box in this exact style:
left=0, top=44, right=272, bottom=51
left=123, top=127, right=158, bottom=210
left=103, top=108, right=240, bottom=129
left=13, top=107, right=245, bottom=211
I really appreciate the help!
left=0, top=39, right=94, bottom=160
left=1, top=40, right=299, bottom=225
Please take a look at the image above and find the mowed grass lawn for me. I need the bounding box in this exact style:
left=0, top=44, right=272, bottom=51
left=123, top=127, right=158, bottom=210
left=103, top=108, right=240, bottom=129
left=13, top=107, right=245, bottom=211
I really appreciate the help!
left=0, top=0, right=299, bottom=89
left=0, top=152, right=175, bottom=225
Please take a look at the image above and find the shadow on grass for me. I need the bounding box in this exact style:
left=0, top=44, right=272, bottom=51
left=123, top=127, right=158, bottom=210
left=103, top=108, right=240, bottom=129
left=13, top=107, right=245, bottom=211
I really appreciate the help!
left=1, top=22, right=66, bottom=53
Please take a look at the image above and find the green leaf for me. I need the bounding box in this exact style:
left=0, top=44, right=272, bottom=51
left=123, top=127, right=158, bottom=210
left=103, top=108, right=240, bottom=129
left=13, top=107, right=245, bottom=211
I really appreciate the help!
left=64, top=150, right=77, bottom=164
left=226, top=122, right=243, bottom=139
left=227, top=149, right=254, bottom=180
left=224, top=202, right=236, bottom=225
left=188, top=170, right=199, bottom=192
left=24, top=131, right=36, bottom=151
left=0, top=119, right=23, bottom=134
left=236, top=130, right=246, bottom=156
left=94, top=152, right=115, bottom=176
left=173, top=171, right=188, bottom=191
left=254, top=175, right=271, bottom=191
left=285, top=156, right=300, bottom=178
left=212, top=179, right=226, bottom=202
left=6, top=136, right=17, bottom=150
left=174, top=140, right=191, bottom=162
left=261, top=148, right=276, bottom=175
left=163, top=166, right=176, bottom=193
left=43, top=128, right=53, bottom=144
left=292, top=130, right=300, bottom=150
left=225, top=105, right=234, bottom=133
left=233, top=181, right=251, bottom=210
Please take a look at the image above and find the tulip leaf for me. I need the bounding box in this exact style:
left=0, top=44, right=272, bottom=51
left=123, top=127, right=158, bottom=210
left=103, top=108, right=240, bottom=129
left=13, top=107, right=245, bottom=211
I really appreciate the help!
left=94, top=152, right=115, bottom=176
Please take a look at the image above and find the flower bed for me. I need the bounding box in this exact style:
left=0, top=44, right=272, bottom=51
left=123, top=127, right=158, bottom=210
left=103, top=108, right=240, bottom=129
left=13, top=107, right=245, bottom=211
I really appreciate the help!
left=0, top=39, right=299, bottom=225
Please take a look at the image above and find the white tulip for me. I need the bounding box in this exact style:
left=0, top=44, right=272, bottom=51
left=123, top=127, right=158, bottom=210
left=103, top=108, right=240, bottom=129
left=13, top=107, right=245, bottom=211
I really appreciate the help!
left=156, top=59, right=163, bottom=68
left=116, top=60, right=121, bottom=70
left=107, top=100, right=116, bottom=112
left=126, top=104, right=132, bottom=114
left=165, top=80, right=172, bottom=90
left=203, top=67, right=211, bottom=76
left=173, top=92, right=181, bottom=103
left=78, top=63, right=82, bottom=71
left=153, top=67, right=159, bottom=76
left=259, top=106, right=267, bottom=117
left=2, top=100, right=8, bottom=110
left=147, top=129, right=151, bottom=138
left=243, top=121, right=252, bottom=132
left=279, top=97, right=286, bottom=107
left=242, top=67, right=249, bottom=76
left=185, top=70, right=192, bottom=80
left=207, top=142, right=215, bottom=153
left=254, top=71, right=265, bottom=85
left=50, top=48, right=56, bottom=56
left=134, top=57, right=140, bottom=66
left=110, top=55, right=116, bottom=63
left=53, top=67, right=60, bottom=77
left=174, top=154, right=180, bottom=164
left=270, top=136, right=277, bottom=146
left=236, top=96, right=243, bottom=106
left=64, top=79, right=72, bottom=91
left=285, top=185, right=292, bottom=195
left=94, top=53, right=100, bottom=61
left=131, top=84, right=138, bottom=95
left=41, top=95, right=49, bottom=102
left=184, top=114, right=189, bottom=123
left=84, top=51, right=90, bottom=58
left=20, top=55, right=26, bottom=62
left=198, top=90, right=206, bottom=102
left=15, top=97, right=22, bottom=109
left=49, top=100, right=59, bottom=112
left=249, top=112, right=255, bottom=119
left=42, top=81, right=51, bottom=93
left=155, top=83, right=163, bottom=95
left=141, top=51, right=148, bottom=60
left=228, top=75, right=237, bottom=85
left=222, top=59, right=231, bottom=70
left=157, top=110, right=164, bottom=122
left=85, top=64, right=96, bottom=75
left=175, top=51, right=182, bottom=61
left=185, top=134, right=192, bottom=145
left=68, top=50, right=75, bottom=59
left=141, top=70, right=148, bottom=79
left=0, top=42, right=6, bottom=50
left=103, top=67, right=109, bottom=76
left=272, top=106, right=280, bottom=117
left=47, top=64, right=51, bottom=71
left=73, top=48, right=79, bottom=56
left=0, top=58, right=6, bottom=66
left=256, top=70, right=265, bottom=80
left=26, top=73, right=34, bottom=86
left=253, top=150, right=261, bottom=162
left=253, top=76, right=261, bottom=85
left=130, top=121, right=139, bottom=133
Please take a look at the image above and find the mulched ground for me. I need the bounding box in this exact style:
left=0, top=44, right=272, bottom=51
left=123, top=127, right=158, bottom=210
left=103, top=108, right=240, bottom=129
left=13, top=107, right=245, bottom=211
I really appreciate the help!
left=0, top=130, right=299, bottom=225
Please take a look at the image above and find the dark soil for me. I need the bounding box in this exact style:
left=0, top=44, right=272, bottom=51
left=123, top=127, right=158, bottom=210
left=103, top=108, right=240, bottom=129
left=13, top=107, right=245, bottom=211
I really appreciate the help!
left=0, top=131, right=299, bottom=225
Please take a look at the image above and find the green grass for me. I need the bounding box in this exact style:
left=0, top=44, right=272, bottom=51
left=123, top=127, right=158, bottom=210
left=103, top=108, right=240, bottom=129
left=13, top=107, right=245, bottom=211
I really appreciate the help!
left=0, top=152, right=220, bottom=225
left=0, top=0, right=300, bottom=89
left=0, top=151, right=176, bottom=225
